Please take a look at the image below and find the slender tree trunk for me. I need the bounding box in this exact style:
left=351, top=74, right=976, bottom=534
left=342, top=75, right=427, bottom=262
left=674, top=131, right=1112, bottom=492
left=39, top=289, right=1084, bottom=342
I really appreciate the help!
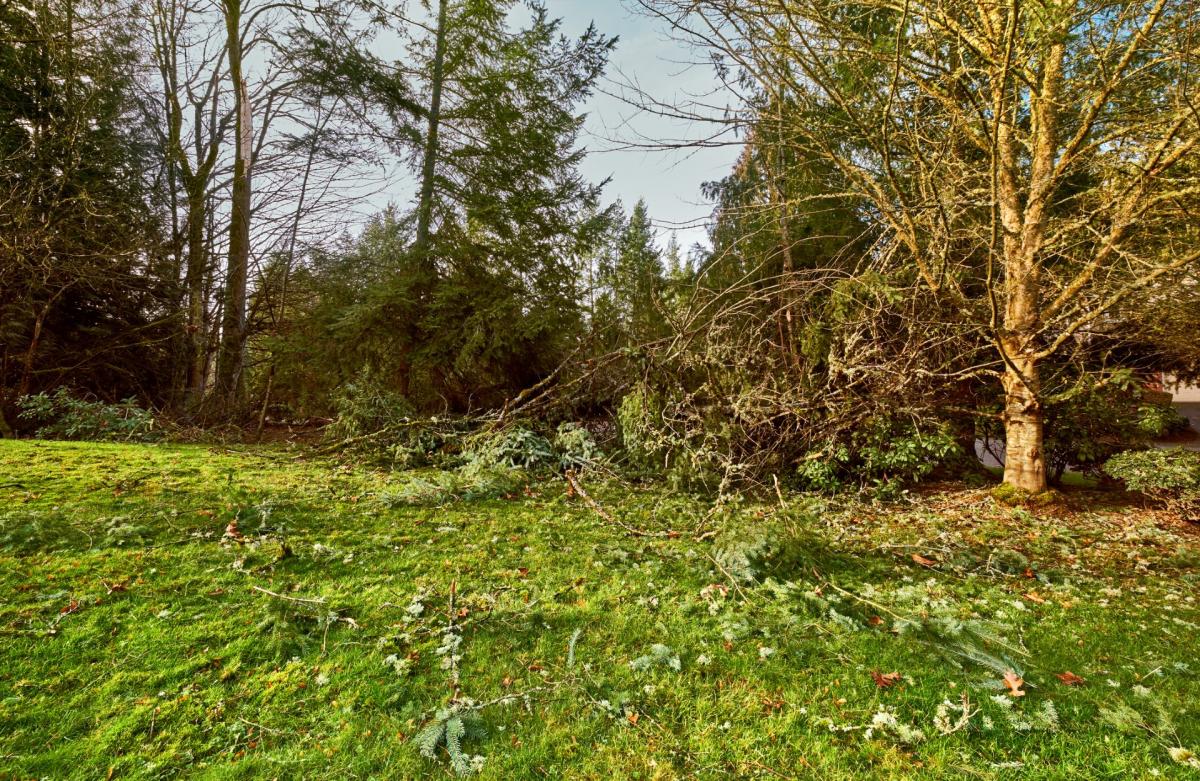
left=184, top=189, right=208, bottom=407
left=17, top=308, right=50, bottom=399
left=257, top=97, right=324, bottom=439
left=766, top=134, right=798, bottom=367
left=414, top=0, right=448, bottom=256
left=166, top=110, right=189, bottom=409
left=216, top=0, right=251, bottom=411
left=17, top=287, right=67, bottom=399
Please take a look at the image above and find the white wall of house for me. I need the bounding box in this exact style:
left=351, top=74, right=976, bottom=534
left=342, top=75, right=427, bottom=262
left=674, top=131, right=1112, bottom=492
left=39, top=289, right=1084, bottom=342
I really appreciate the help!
left=1175, top=384, right=1200, bottom=402
left=1167, top=375, right=1200, bottom=401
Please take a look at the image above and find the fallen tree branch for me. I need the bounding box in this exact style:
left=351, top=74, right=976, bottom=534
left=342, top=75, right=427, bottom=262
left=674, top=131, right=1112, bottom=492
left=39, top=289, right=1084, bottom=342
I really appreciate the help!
left=564, top=470, right=678, bottom=539
left=251, top=585, right=327, bottom=605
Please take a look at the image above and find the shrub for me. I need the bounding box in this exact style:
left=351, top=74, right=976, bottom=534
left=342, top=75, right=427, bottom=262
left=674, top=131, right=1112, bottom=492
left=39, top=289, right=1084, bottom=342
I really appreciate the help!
left=796, top=417, right=960, bottom=498
left=984, top=372, right=1189, bottom=482
left=16, top=389, right=159, bottom=442
left=1104, top=449, right=1200, bottom=520
left=1136, top=402, right=1191, bottom=439
left=462, top=423, right=604, bottom=474
left=616, top=383, right=728, bottom=491
left=1043, top=389, right=1181, bottom=480
left=325, top=377, right=473, bottom=468
left=326, top=377, right=416, bottom=441
left=616, top=383, right=668, bottom=471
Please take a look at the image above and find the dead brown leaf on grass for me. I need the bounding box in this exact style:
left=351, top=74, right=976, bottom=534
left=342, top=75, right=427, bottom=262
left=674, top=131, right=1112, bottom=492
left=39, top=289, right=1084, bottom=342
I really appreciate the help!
left=872, top=670, right=902, bottom=688
left=1003, top=670, right=1026, bottom=697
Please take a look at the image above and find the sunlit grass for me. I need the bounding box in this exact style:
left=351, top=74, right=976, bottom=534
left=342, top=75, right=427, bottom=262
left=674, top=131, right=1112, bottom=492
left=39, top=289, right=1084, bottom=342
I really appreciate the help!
left=1, top=440, right=1197, bottom=779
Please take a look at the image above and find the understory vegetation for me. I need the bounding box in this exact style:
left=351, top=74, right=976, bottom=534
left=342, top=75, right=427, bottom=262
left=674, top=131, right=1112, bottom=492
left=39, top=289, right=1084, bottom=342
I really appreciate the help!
left=1, top=440, right=1198, bottom=779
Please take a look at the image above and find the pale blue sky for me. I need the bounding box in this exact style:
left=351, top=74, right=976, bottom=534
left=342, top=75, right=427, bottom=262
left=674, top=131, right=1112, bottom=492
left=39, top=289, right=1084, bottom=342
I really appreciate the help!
left=546, top=1, right=742, bottom=250
left=370, top=1, right=743, bottom=251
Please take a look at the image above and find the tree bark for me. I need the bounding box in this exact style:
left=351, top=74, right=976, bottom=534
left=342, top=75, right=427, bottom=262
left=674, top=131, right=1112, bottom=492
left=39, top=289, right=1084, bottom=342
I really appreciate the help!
left=184, top=188, right=208, bottom=407
left=17, top=287, right=67, bottom=399
left=215, top=0, right=251, bottom=411
left=1000, top=345, right=1047, bottom=492
left=414, top=0, right=448, bottom=257
left=991, top=23, right=1061, bottom=494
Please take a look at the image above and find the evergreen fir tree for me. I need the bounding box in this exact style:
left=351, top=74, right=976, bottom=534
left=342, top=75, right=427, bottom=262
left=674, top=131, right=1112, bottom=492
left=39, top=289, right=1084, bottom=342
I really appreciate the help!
left=608, top=199, right=667, bottom=344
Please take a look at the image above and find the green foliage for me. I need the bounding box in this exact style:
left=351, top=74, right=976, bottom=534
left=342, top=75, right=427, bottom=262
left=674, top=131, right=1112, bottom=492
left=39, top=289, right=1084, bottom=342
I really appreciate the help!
left=382, top=422, right=603, bottom=505
left=326, top=377, right=416, bottom=441
left=796, top=417, right=960, bottom=498
left=254, top=595, right=322, bottom=662
left=458, top=421, right=600, bottom=474
left=795, top=453, right=847, bottom=495
left=1136, top=403, right=1191, bottom=439
left=616, top=384, right=666, bottom=472
left=615, top=382, right=726, bottom=490
left=274, top=5, right=619, bottom=417
left=629, top=643, right=681, bottom=672
left=594, top=200, right=669, bottom=346
left=379, top=468, right=526, bottom=508
left=1105, top=449, right=1200, bottom=519
left=414, top=704, right=488, bottom=776
left=1037, top=375, right=1187, bottom=480
left=712, top=509, right=828, bottom=584
left=17, top=389, right=158, bottom=442
left=463, top=427, right=556, bottom=471
left=552, top=423, right=604, bottom=471
left=828, top=271, right=903, bottom=323
left=324, top=376, right=470, bottom=468
left=0, top=0, right=173, bottom=411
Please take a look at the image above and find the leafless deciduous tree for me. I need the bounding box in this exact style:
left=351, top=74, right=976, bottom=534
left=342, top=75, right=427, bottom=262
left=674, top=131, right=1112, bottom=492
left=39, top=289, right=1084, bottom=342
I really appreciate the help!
left=137, top=0, right=388, bottom=416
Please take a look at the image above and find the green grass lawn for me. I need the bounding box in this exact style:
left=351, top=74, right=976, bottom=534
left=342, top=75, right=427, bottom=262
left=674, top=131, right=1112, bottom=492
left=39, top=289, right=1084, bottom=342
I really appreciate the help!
left=1, top=440, right=1198, bottom=779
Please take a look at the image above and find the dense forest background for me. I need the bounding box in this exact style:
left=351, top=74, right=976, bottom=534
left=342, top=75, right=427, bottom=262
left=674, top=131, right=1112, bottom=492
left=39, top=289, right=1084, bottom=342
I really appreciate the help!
left=3, top=0, right=1200, bottom=494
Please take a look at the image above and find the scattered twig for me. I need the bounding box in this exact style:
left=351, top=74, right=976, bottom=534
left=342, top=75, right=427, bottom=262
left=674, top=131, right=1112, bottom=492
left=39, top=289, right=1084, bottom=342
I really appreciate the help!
left=706, top=552, right=752, bottom=603
left=745, top=758, right=801, bottom=780
left=250, top=586, right=327, bottom=605
left=822, top=580, right=910, bottom=623
left=564, top=470, right=677, bottom=539
left=447, top=579, right=461, bottom=695
left=238, top=716, right=282, bottom=735
left=457, top=682, right=555, bottom=711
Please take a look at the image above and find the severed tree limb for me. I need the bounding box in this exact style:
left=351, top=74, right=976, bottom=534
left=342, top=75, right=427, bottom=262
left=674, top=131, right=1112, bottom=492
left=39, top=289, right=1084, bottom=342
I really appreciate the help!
left=563, top=470, right=679, bottom=539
